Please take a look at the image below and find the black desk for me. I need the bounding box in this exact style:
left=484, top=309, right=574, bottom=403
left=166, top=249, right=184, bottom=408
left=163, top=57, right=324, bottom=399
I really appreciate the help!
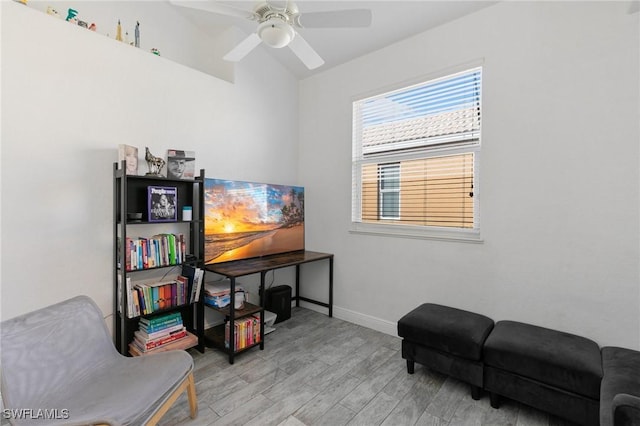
left=204, top=250, right=334, bottom=363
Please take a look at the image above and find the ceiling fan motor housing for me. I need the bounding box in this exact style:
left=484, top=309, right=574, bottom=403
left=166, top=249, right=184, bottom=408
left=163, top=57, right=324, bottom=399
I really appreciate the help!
left=258, top=16, right=295, bottom=48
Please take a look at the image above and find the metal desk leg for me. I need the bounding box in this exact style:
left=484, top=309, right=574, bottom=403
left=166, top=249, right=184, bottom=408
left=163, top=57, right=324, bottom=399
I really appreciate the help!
left=229, top=277, right=235, bottom=364
left=329, top=257, right=333, bottom=317
left=295, top=265, right=300, bottom=307
left=260, top=271, right=265, bottom=350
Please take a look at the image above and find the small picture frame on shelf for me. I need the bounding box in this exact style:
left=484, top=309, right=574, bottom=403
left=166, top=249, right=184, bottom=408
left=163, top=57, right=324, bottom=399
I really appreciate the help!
left=148, top=186, right=178, bottom=222
left=118, top=144, right=139, bottom=175
left=166, top=149, right=196, bottom=179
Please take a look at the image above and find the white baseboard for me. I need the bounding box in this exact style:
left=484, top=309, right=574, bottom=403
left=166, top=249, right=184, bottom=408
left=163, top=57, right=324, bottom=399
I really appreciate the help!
left=297, top=301, right=397, bottom=337
left=203, top=301, right=398, bottom=338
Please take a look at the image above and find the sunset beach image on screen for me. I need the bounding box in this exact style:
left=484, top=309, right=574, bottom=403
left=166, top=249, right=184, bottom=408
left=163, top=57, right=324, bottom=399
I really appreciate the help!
left=204, top=179, right=305, bottom=264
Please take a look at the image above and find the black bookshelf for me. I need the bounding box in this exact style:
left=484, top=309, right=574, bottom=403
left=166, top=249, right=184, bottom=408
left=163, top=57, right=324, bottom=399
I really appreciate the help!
left=112, top=161, right=205, bottom=356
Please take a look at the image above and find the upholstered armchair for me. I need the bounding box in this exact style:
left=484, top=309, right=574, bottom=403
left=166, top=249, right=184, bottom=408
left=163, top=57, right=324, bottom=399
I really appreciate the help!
left=1, top=295, right=197, bottom=425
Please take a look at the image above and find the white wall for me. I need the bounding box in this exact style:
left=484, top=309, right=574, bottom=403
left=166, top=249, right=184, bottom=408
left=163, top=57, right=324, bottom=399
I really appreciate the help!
left=0, top=1, right=299, bottom=327
left=298, top=1, right=640, bottom=349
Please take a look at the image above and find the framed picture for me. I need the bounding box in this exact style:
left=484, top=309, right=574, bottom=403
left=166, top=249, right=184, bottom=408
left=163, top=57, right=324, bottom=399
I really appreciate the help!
left=118, top=144, right=139, bottom=175
left=166, top=149, right=196, bottom=179
left=148, top=186, right=178, bottom=222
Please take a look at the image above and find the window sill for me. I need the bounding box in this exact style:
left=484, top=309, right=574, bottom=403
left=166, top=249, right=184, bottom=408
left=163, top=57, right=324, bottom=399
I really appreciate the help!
left=349, top=222, right=483, bottom=243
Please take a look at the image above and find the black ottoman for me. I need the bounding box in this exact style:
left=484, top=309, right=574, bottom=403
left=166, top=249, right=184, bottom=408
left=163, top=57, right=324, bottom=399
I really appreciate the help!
left=397, top=303, right=494, bottom=400
left=600, top=346, right=640, bottom=426
left=484, top=320, right=602, bottom=426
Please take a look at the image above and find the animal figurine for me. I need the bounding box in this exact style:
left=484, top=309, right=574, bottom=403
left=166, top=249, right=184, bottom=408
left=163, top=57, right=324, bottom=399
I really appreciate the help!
left=46, top=6, right=61, bottom=18
left=144, top=147, right=165, bottom=176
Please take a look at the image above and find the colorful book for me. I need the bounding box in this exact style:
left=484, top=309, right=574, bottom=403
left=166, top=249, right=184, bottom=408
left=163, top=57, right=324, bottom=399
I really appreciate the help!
left=135, top=325, right=186, bottom=342
left=176, top=275, right=188, bottom=305
left=168, top=234, right=176, bottom=265
left=148, top=186, right=178, bottom=222
left=134, top=329, right=187, bottom=350
left=135, top=286, right=147, bottom=315
left=139, top=318, right=182, bottom=334
left=193, top=268, right=204, bottom=302
left=129, top=331, right=198, bottom=356
left=140, top=311, right=182, bottom=326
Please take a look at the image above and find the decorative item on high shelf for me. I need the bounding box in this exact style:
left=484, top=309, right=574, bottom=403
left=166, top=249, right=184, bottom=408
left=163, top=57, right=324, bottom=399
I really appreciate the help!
left=116, top=19, right=123, bottom=41
left=135, top=21, right=140, bottom=48
left=166, top=150, right=196, bottom=179
left=144, top=147, right=165, bottom=176
left=148, top=186, right=177, bottom=222
left=118, top=144, right=138, bottom=175
left=65, top=8, right=77, bottom=22
left=46, top=6, right=60, bottom=18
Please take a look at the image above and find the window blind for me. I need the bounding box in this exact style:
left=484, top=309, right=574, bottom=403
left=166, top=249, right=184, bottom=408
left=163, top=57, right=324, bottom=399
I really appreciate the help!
left=352, top=68, right=481, bottom=231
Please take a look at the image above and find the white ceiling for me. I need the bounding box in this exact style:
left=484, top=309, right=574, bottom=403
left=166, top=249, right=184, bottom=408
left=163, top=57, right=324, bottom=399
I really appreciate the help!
left=171, top=1, right=499, bottom=79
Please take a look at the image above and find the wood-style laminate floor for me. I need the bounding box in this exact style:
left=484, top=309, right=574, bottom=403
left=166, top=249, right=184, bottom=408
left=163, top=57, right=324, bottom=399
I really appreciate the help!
left=160, top=307, right=576, bottom=426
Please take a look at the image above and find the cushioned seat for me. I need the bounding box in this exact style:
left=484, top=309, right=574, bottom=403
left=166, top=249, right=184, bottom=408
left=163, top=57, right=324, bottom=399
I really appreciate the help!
left=398, top=303, right=494, bottom=360
left=1, top=295, right=198, bottom=426
left=484, top=320, right=602, bottom=426
left=397, top=303, right=494, bottom=399
left=600, top=346, right=640, bottom=426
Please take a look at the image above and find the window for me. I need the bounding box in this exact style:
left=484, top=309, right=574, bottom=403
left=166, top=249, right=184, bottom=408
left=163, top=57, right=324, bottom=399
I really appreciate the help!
left=379, top=163, right=400, bottom=219
left=352, top=67, right=481, bottom=240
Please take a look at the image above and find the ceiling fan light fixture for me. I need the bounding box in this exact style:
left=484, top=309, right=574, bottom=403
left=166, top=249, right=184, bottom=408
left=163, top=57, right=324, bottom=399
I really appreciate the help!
left=258, top=18, right=295, bottom=48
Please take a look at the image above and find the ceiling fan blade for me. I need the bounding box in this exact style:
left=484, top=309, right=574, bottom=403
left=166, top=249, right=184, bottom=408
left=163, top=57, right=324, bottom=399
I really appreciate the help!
left=223, top=33, right=262, bottom=62
left=288, top=31, right=324, bottom=70
left=169, top=0, right=258, bottom=21
left=296, top=9, right=372, bottom=28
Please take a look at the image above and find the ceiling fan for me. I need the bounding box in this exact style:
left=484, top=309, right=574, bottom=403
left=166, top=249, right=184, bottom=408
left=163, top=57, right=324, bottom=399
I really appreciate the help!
left=169, top=1, right=373, bottom=70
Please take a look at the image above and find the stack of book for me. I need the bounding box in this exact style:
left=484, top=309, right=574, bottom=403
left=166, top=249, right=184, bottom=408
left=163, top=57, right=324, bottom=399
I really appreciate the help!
left=204, top=280, right=245, bottom=308
left=225, top=315, right=261, bottom=351
left=129, top=312, right=197, bottom=356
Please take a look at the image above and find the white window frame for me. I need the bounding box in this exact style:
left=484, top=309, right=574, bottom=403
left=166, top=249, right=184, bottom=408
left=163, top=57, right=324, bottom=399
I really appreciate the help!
left=350, top=66, right=483, bottom=243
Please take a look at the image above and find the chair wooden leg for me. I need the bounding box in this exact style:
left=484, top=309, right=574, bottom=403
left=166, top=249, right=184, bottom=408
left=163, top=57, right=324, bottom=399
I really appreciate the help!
left=186, top=372, right=198, bottom=419
left=145, top=372, right=198, bottom=426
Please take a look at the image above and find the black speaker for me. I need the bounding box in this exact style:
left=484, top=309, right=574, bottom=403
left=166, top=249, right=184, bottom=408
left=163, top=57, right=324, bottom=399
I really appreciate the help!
left=265, top=285, right=291, bottom=323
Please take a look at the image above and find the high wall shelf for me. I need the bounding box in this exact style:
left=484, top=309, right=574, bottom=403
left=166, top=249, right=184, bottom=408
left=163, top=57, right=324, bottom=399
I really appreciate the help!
left=113, top=161, right=205, bottom=356
left=204, top=250, right=334, bottom=364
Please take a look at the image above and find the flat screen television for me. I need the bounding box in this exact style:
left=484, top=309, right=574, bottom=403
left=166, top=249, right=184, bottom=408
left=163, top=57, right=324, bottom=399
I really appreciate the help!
left=204, top=178, right=305, bottom=265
